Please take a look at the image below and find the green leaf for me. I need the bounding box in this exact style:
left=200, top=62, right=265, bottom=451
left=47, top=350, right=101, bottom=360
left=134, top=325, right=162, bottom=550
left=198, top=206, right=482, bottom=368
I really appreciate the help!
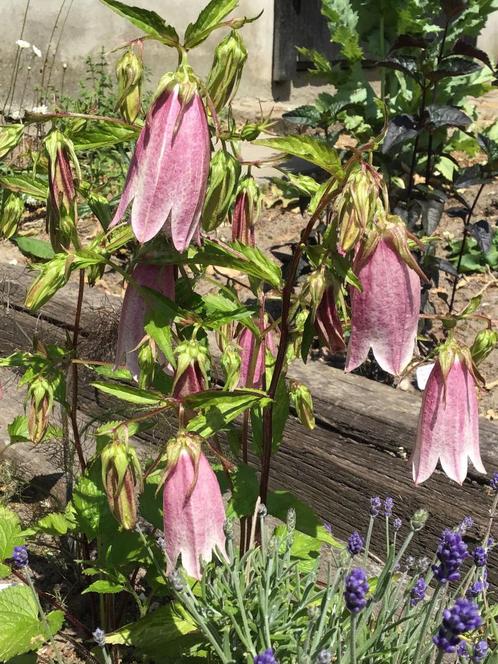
left=24, top=254, right=69, bottom=311
left=91, top=381, right=170, bottom=406
left=36, top=512, right=73, bottom=536
left=267, top=490, right=341, bottom=547
left=321, top=0, right=362, bottom=62
left=69, top=120, right=138, bottom=151
left=82, top=579, right=125, bottom=594
left=140, top=471, right=163, bottom=530
left=190, top=240, right=282, bottom=287
left=0, top=563, right=10, bottom=578
left=0, top=174, right=48, bottom=200
left=99, top=0, right=179, bottom=45
left=71, top=473, right=108, bottom=538
left=0, top=124, right=24, bottom=160
left=255, top=135, right=343, bottom=176
left=106, top=603, right=201, bottom=659
left=227, top=464, right=259, bottom=518
left=251, top=377, right=289, bottom=454
left=184, top=0, right=238, bottom=49
left=7, top=416, right=30, bottom=443
left=12, top=236, right=55, bottom=261
left=0, top=506, right=24, bottom=563
left=0, top=585, right=63, bottom=661
left=186, top=389, right=271, bottom=438
left=274, top=526, right=322, bottom=573
left=91, top=363, right=133, bottom=381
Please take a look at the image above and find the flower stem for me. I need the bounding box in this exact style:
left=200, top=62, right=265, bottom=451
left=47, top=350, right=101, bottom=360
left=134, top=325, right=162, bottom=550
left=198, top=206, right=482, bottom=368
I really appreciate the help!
left=25, top=568, right=65, bottom=664
left=350, top=614, right=357, bottom=664
left=412, top=586, right=440, bottom=662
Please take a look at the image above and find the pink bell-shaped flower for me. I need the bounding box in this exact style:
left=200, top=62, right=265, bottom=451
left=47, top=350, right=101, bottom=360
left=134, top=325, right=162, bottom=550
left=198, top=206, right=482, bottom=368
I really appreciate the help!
left=111, top=80, right=210, bottom=251
left=163, top=432, right=226, bottom=580
left=346, top=223, right=424, bottom=376
left=315, top=287, right=346, bottom=353
left=412, top=341, right=485, bottom=485
left=237, top=319, right=275, bottom=388
left=116, top=263, right=175, bottom=380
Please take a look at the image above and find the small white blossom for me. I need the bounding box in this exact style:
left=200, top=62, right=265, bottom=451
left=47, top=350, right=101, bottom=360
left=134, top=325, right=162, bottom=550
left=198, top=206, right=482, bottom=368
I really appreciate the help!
left=16, top=39, right=31, bottom=49
left=32, top=44, right=42, bottom=58
left=31, top=104, right=48, bottom=114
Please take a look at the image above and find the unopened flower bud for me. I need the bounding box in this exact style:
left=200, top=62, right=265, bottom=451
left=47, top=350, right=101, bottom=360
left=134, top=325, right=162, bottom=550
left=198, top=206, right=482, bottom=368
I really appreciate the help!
left=137, top=341, right=155, bottom=389
left=0, top=191, right=23, bottom=239
left=231, top=176, right=261, bottom=245
left=410, top=509, right=428, bottom=532
left=207, top=30, right=247, bottom=111
left=101, top=440, right=143, bottom=530
left=306, top=268, right=327, bottom=316
left=287, top=507, right=296, bottom=532
left=220, top=342, right=241, bottom=391
left=116, top=44, right=143, bottom=124
left=290, top=381, right=315, bottom=430
left=202, top=149, right=241, bottom=232
left=28, top=377, right=52, bottom=443
left=173, top=340, right=210, bottom=399
left=471, top=328, right=498, bottom=366
left=44, top=130, right=80, bottom=251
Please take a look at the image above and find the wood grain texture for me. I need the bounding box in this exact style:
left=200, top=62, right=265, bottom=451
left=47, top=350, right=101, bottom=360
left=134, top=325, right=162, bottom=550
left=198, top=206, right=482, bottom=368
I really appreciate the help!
left=1, top=263, right=497, bottom=580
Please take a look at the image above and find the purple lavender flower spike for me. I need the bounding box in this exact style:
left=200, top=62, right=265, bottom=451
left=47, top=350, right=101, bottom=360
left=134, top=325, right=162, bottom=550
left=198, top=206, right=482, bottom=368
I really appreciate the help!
left=370, top=496, right=381, bottom=517
left=433, top=598, right=482, bottom=653
left=12, top=545, right=28, bottom=568
left=393, top=517, right=402, bottom=531
left=383, top=497, right=394, bottom=517
left=344, top=568, right=369, bottom=614
left=490, top=471, right=498, bottom=491
left=473, top=546, right=487, bottom=568
left=410, top=577, right=427, bottom=606
left=432, top=529, right=469, bottom=584
left=254, top=648, right=278, bottom=664
left=347, top=531, right=364, bottom=556
left=472, top=640, right=488, bottom=662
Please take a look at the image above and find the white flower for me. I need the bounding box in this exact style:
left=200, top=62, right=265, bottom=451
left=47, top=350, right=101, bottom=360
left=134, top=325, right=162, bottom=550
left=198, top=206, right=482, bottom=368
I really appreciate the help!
left=31, top=104, right=48, bottom=114
left=16, top=39, right=31, bottom=49
left=32, top=44, right=42, bottom=58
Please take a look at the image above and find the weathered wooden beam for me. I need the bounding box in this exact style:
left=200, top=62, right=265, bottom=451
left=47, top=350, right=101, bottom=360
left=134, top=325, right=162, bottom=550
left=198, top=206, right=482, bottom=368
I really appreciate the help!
left=0, top=263, right=497, bottom=581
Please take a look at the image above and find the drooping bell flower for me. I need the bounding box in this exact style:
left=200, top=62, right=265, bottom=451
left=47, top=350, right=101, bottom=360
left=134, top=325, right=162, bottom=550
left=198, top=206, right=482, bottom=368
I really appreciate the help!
left=162, top=432, right=226, bottom=580
left=110, top=73, right=210, bottom=251
left=44, top=129, right=80, bottom=251
left=172, top=340, right=210, bottom=399
left=315, top=286, right=346, bottom=353
left=412, top=341, right=485, bottom=485
left=231, top=176, right=260, bottom=246
left=345, top=218, right=425, bottom=376
left=238, top=319, right=275, bottom=388
left=116, top=263, right=175, bottom=380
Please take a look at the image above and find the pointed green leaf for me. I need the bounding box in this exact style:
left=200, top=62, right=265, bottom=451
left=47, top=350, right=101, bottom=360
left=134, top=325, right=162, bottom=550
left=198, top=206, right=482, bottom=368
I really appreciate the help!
left=0, top=506, right=24, bottom=563
left=0, top=124, right=24, bottom=160
left=0, top=174, right=48, bottom=200
left=99, top=0, right=179, bottom=45
left=12, top=236, right=55, bottom=261
left=184, top=0, right=238, bottom=49
left=91, top=381, right=171, bottom=405
left=255, top=135, right=343, bottom=176
left=82, top=579, right=125, bottom=594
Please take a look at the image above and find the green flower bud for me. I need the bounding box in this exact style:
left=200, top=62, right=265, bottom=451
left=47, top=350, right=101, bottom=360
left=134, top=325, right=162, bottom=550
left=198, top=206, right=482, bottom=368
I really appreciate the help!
left=471, top=328, right=498, bottom=366
left=173, top=340, right=210, bottom=394
left=44, top=130, right=80, bottom=252
left=202, top=149, right=241, bottom=232
left=0, top=191, right=23, bottom=239
left=207, top=31, right=247, bottom=111
left=290, top=381, right=315, bottom=430
left=137, top=342, right=155, bottom=389
left=306, top=267, right=327, bottom=317
left=28, top=377, right=52, bottom=444
left=116, top=44, right=143, bottom=124
left=410, top=508, right=428, bottom=532
left=101, top=440, right=143, bottom=530
left=221, top=342, right=241, bottom=391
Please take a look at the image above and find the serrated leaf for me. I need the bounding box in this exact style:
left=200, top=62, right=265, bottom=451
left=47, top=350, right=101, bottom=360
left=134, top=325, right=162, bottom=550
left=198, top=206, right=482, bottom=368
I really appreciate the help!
left=99, top=0, right=179, bottom=45
left=0, top=585, right=63, bottom=660
left=428, top=57, right=481, bottom=81
left=12, top=236, right=55, bottom=260
left=82, top=579, right=125, bottom=594
left=283, top=105, right=322, bottom=127
left=186, top=389, right=271, bottom=438
left=0, top=174, right=48, bottom=200
left=227, top=464, right=259, bottom=518
left=452, top=38, right=493, bottom=70
left=255, top=135, right=343, bottom=176
left=106, top=603, right=200, bottom=659
left=190, top=240, right=282, bottom=287
left=72, top=472, right=107, bottom=538
left=184, top=0, right=238, bottom=48
left=321, top=0, right=362, bottom=62
left=378, top=56, right=420, bottom=81
left=36, top=512, right=73, bottom=536
left=469, top=220, right=493, bottom=253
left=69, top=120, right=138, bottom=151
left=0, top=506, right=24, bottom=562
left=91, top=381, right=170, bottom=405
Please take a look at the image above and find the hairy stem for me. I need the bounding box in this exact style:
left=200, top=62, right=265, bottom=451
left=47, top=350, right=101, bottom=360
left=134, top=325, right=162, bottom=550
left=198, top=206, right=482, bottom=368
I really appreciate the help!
left=69, top=269, right=86, bottom=472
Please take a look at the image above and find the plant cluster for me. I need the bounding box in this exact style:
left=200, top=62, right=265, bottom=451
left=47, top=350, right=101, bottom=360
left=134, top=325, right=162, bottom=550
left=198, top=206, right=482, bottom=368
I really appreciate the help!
left=0, top=0, right=496, bottom=662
